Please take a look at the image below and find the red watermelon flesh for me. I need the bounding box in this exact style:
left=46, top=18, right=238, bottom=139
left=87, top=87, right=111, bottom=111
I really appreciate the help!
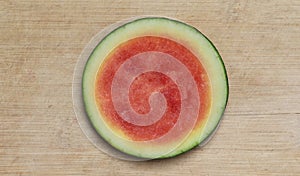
left=95, top=36, right=211, bottom=141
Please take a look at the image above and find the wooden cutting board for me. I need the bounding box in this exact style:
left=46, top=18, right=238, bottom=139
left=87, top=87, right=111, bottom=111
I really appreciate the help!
left=1, top=0, right=299, bottom=175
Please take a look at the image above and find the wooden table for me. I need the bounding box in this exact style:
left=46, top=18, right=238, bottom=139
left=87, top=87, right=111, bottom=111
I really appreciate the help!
left=1, top=0, right=299, bottom=175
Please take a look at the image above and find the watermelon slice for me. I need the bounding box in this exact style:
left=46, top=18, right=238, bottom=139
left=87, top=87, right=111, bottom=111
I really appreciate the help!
left=82, top=17, right=228, bottom=159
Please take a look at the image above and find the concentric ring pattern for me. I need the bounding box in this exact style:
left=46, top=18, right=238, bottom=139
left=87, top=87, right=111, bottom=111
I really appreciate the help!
left=83, top=17, right=228, bottom=159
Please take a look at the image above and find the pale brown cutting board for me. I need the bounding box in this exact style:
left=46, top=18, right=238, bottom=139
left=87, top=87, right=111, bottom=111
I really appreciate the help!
left=1, top=0, right=299, bottom=175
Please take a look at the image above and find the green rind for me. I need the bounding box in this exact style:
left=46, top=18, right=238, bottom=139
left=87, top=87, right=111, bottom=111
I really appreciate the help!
left=82, top=17, right=229, bottom=159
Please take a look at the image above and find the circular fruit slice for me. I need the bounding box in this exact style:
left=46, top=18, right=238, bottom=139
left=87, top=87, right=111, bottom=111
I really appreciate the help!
left=82, top=17, right=228, bottom=159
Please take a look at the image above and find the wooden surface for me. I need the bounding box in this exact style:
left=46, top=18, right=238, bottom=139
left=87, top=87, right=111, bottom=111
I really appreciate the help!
left=1, top=0, right=299, bottom=175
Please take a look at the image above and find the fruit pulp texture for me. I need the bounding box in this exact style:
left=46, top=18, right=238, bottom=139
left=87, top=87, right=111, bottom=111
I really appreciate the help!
left=95, top=36, right=211, bottom=141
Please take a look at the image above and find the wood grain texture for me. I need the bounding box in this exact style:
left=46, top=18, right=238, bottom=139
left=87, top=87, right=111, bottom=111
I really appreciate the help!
left=0, top=0, right=299, bottom=175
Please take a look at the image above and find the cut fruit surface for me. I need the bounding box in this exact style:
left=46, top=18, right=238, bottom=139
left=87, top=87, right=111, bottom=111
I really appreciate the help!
left=83, top=17, right=228, bottom=159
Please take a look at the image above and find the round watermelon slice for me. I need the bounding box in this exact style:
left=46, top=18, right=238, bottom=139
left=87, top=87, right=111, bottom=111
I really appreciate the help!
left=82, top=17, right=228, bottom=159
